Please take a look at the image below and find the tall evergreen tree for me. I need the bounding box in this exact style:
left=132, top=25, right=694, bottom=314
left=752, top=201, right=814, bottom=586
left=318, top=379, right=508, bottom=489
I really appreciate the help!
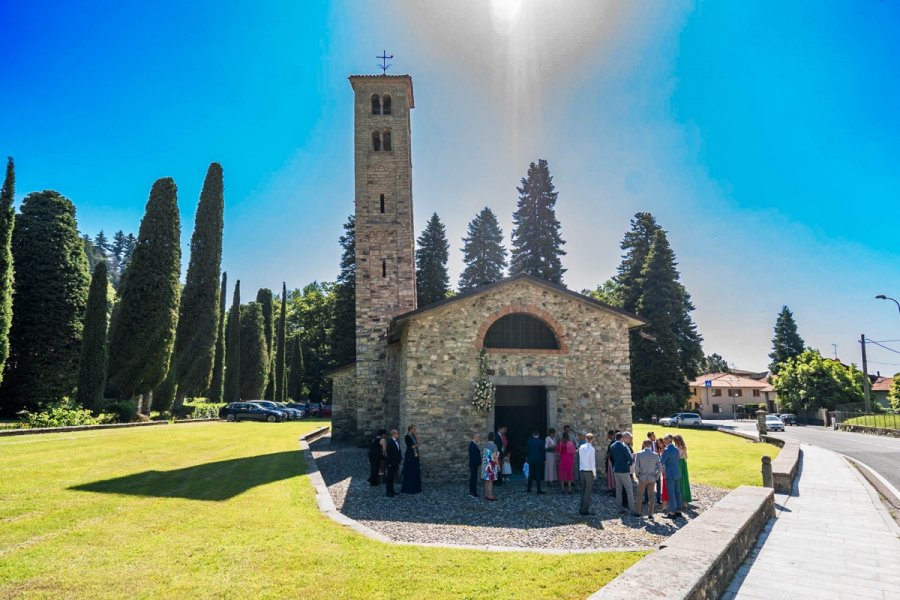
left=223, top=281, right=241, bottom=403
left=287, top=335, right=305, bottom=401
left=274, top=282, right=287, bottom=402
left=167, top=164, right=224, bottom=410
left=615, top=212, right=659, bottom=313
left=110, top=230, right=127, bottom=264
left=0, top=158, right=15, bottom=386
left=769, top=306, right=805, bottom=375
left=509, top=159, right=566, bottom=283
left=0, top=190, right=90, bottom=414
left=77, top=260, right=110, bottom=411
left=331, top=215, right=356, bottom=367
left=415, top=212, right=450, bottom=306
left=208, top=272, right=228, bottom=404
left=122, top=233, right=137, bottom=267
left=256, top=288, right=275, bottom=400
left=106, top=178, right=181, bottom=406
left=458, top=207, right=507, bottom=291
left=239, top=302, right=269, bottom=400
left=93, top=230, right=109, bottom=255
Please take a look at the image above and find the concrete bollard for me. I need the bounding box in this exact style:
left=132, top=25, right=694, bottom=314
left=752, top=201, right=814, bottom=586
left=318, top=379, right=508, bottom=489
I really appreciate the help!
left=756, top=410, right=768, bottom=436
left=762, top=455, right=773, bottom=488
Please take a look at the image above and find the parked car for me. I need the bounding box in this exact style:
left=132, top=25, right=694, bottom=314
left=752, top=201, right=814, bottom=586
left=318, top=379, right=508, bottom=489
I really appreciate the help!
left=307, top=402, right=323, bottom=417
left=780, top=414, right=797, bottom=426
left=219, top=402, right=285, bottom=423
left=765, top=415, right=785, bottom=432
left=320, top=404, right=332, bottom=418
left=658, top=414, right=679, bottom=426
left=286, top=402, right=308, bottom=417
left=673, top=413, right=703, bottom=426
left=271, top=401, right=304, bottom=419
left=251, top=401, right=295, bottom=420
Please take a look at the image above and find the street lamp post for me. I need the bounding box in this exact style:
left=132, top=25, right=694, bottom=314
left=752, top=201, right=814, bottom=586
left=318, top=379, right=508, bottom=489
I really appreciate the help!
left=876, top=294, right=900, bottom=315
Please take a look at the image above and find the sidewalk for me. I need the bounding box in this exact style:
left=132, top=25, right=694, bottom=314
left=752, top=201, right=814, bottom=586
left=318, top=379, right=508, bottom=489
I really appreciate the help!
left=724, top=444, right=900, bottom=600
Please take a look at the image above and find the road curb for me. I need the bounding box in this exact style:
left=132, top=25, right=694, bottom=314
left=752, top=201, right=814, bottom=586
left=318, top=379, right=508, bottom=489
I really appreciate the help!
left=841, top=453, right=900, bottom=512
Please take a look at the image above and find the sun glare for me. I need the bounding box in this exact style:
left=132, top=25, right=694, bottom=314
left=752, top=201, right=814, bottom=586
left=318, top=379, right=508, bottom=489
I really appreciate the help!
left=490, top=0, right=524, bottom=33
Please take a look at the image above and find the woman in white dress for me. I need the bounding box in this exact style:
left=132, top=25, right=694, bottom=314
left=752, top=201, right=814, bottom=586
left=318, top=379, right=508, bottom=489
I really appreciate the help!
left=544, top=428, right=558, bottom=486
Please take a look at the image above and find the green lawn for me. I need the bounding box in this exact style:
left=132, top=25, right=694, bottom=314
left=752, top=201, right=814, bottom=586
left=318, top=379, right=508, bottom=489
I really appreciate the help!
left=844, top=414, right=900, bottom=430
left=632, top=424, right=778, bottom=489
left=0, top=421, right=642, bottom=599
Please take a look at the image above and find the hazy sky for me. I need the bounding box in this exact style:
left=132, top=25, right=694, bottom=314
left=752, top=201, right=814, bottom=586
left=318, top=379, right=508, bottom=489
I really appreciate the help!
left=3, top=0, right=899, bottom=372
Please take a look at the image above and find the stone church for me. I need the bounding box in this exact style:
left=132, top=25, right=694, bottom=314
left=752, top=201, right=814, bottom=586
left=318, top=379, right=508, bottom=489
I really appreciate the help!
left=329, top=73, right=646, bottom=481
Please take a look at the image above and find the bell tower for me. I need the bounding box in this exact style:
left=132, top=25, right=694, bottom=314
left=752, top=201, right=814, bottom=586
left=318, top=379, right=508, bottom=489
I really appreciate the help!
left=349, top=74, right=416, bottom=435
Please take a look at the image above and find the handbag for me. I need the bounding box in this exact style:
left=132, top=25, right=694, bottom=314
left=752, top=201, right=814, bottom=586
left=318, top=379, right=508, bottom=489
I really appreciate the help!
left=502, top=459, right=512, bottom=475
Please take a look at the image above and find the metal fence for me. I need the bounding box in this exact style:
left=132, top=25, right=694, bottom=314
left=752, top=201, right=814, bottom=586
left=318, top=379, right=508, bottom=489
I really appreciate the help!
left=833, top=407, right=900, bottom=431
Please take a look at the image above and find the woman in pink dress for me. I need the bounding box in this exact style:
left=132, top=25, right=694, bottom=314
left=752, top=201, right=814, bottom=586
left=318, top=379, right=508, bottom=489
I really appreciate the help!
left=557, top=432, right=576, bottom=494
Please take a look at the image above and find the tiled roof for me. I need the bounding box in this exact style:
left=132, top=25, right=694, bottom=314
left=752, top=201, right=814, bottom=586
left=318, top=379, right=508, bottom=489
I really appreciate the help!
left=689, top=373, right=770, bottom=389
left=872, top=376, right=893, bottom=392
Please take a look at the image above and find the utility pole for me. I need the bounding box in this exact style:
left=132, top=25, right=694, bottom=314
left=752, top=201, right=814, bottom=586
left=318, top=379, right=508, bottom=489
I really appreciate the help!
left=860, top=334, right=872, bottom=413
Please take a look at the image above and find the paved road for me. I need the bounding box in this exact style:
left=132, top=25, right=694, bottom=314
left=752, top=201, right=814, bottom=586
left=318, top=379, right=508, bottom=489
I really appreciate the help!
left=716, top=419, right=900, bottom=494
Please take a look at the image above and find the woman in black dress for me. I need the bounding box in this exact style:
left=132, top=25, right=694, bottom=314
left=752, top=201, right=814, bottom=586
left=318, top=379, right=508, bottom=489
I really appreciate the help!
left=400, top=424, right=422, bottom=494
left=368, top=429, right=386, bottom=486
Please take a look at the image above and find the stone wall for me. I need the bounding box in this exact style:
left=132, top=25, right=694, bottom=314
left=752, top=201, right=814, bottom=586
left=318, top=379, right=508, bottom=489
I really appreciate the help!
left=329, top=366, right=357, bottom=440
left=398, top=279, right=634, bottom=481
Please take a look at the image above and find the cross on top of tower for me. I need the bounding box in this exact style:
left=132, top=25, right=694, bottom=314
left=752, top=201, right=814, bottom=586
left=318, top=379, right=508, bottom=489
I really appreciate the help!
left=377, top=50, right=393, bottom=74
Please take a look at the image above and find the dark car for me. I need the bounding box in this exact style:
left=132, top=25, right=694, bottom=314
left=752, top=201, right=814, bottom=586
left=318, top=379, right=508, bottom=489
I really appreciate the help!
left=271, top=401, right=304, bottom=419
left=286, top=402, right=308, bottom=417
left=307, top=402, right=323, bottom=417
left=251, top=401, right=295, bottom=420
left=780, top=414, right=797, bottom=426
left=219, top=402, right=285, bottom=423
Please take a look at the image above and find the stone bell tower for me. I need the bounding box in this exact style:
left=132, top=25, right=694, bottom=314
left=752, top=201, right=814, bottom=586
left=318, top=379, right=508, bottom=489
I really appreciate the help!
left=349, top=74, right=416, bottom=435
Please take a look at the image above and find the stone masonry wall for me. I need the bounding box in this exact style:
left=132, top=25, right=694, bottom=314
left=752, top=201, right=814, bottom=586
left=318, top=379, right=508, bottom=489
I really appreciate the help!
left=399, top=279, right=634, bottom=482
left=329, top=367, right=356, bottom=441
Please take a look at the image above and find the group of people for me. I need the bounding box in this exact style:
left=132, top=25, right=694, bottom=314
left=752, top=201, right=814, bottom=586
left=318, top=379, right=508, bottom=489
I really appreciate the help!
left=367, top=425, right=422, bottom=497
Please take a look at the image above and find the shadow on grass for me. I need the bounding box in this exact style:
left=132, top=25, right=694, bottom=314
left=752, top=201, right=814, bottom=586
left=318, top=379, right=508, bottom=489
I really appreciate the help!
left=70, top=450, right=303, bottom=501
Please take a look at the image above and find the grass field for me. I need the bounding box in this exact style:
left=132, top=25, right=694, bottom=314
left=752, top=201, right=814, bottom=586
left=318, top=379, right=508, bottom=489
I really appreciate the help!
left=844, top=414, right=900, bottom=430
left=0, top=421, right=642, bottom=600
left=631, top=424, right=778, bottom=489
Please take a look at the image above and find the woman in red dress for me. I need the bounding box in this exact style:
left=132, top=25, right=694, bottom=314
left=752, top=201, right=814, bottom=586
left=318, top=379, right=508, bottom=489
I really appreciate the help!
left=557, top=432, right=577, bottom=495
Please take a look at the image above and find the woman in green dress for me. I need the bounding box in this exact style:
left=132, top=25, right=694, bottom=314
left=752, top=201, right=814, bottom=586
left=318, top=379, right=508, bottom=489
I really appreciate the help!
left=673, top=434, right=692, bottom=504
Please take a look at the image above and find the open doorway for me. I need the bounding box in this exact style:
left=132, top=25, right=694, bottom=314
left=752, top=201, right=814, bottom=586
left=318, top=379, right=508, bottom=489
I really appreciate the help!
left=493, top=386, right=547, bottom=475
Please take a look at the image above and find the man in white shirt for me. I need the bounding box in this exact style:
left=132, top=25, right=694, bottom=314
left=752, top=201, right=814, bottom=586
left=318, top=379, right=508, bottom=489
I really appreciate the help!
left=577, top=432, right=597, bottom=515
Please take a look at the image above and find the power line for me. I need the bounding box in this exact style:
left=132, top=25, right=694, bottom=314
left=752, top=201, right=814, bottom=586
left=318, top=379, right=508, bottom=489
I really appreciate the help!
left=867, top=339, right=900, bottom=355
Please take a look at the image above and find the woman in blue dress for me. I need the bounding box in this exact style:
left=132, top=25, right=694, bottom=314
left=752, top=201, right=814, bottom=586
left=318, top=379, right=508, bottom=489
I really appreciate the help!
left=400, top=424, right=422, bottom=494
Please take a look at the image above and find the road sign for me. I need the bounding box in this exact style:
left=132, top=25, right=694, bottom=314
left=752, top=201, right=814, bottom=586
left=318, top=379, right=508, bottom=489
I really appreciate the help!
left=704, top=380, right=712, bottom=387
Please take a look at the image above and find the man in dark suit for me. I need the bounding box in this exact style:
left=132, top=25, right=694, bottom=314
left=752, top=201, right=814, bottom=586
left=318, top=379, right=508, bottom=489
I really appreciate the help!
left=385, top=429, right=402, bottom=497
left=495, top=425, right=508, bottom=485
left=468, top=432, right=481, bottom=498
left=525, top=430, right=546, bottom=494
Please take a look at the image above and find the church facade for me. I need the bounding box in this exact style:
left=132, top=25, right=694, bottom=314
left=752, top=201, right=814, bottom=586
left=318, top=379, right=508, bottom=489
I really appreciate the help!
left=329, top=74, right=646, bottom=481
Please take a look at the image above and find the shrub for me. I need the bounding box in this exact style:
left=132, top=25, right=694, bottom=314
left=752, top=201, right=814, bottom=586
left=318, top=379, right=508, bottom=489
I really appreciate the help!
left=22, top=402, right=99, bottom=428
left=634, top=392, right=681, bottom=421
left=101, top=398, right=139, bottom=423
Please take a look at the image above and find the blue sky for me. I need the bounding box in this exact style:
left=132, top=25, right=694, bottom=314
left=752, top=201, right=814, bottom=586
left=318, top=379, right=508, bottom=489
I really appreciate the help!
left=2, top=0, right=899, bottom=371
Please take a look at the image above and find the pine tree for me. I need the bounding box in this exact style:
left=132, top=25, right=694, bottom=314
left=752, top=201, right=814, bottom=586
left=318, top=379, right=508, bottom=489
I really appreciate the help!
left=239, top=302, right=269, bottom=400
left=223, top=281, right=241, bottom=403
left=77, top=260, right=110, bottom=411
left=274, top=282, right=287, bottom=402
left=615, top=212, right=659, bottom=313
left=415, top=212, right=450, bottom=306
left=509, top=159, right=566, bottom=284
left=0, top=158, right=15, bottom=386
left=168, top=164, right=224, bottom=411
left=106, top=178, right=181, bottom=405
left=208, top=272, right=228, bottom=404
left=256, top=288, right=275, bottom=400
left=0, top=191, right=90, bottom=414
left=287, top=335, right=305, bottom=401
left=332, top=215, right=356, bottom=367
left=769, top=306, right=805, bottom=375
left=459, top=207, right=507, bottom=291
left=110, top=230, right=127, bottom=264
left=93, top=230, right=109, bottom=256
left=122, top=233, right=137, bottom=266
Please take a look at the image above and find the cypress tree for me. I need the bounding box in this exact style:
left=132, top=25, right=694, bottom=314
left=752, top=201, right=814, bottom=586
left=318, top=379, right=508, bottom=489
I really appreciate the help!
left=77, top=260, right=110, bottom=411
left=239, top=302, right=269, bottom=400
left=170, top=163, right=224, bottom=411
left=106, top=178, right=181, bottom=405
left=415, top=212, right=450, bottom=306
left=331, top=215, right=356, bottom=367
left=0, top=158, right=15, bottom=386
left=509, top=159, right=566, bottom=283
left=274, top=282, right=287, bottom=402
left=287, top=335, right=305, bottom=401
left=223, top=281, right=241, bottom=403
left=208, top=271, right=228, bottom=403
left=769, top=306, right=805, bottom=375
left=0, top=190, right=90, bottom=414
left=459, top=206, right=507, bottom=291
left=256, top=288, right=275, bottom=399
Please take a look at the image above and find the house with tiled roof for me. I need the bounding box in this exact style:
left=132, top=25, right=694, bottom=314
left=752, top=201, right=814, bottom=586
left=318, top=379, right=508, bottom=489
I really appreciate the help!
left=688, top=373, right=775, bottom=419
left=871, top=375, right=894, bottom=408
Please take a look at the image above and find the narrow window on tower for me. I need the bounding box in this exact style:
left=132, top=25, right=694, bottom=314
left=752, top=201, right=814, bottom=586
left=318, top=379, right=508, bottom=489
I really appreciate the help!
left=379, top=194, right=385, bottom=213
left=382, top=94, right=392, bottom=115
left=383, top=130, right=392, bottom=151
left=372, top=130, right=381, bottom=152
left=382, top=259, right=387, bottom=278
left=371, top=94, right=381, bottom=115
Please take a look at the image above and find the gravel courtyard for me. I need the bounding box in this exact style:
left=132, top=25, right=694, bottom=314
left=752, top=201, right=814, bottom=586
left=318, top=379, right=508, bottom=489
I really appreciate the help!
left=311, top=437, right=729, bottom=550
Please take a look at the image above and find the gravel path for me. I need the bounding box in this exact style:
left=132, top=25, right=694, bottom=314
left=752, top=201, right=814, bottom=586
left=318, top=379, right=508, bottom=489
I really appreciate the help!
left=311, top=438, right=729, bottom=550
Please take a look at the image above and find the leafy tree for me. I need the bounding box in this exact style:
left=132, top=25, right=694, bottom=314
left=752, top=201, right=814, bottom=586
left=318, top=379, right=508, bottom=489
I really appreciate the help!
left=81, top=234, right=106, bottom=273
left=208, top=272, right=228, bottom=404
left=701, top=353, right=730, bottom=374
left=0, top=190, right=90, bottom=414
left=634, top=392, right=681, bottom=422
left=239, top=302, right=269, bottom=400
left=93, top=230, right=109, bottom=255
left=256, top=288, right=275, bottom=399
left=772, top=350, right=864, bottom=411
left=888, top=374, right=900, bottom=411
left=286, top=335, right=305, bottom=401
left=331, top=215, right=356, bottom=367
left=509, top=159, right=566, bottom=283
left=77, top=260, right=110, bottom=411
left=285, top=282, right=335, bottom=402
left=170, top=163, right=224, bottom=411
left=223, top=281, right=241, bottom=403
left=458, top=207, right=507, bottom=291
left=0, top=158, right=15, bottom=385
left=274, top=282, right=287, bottom=402
left=106, top=178, right=181, bottom=406
left=415, top=212, right=450, bottom=306
left=769, top=306, right=805, bottom=375
left=585, top=278, right=623, bottom=308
